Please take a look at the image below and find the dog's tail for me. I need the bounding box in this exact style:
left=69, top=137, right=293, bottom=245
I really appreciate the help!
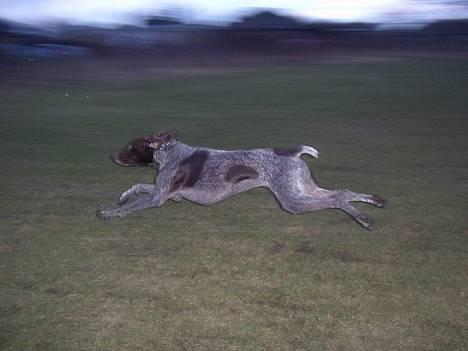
left=299, top=145, right=319, bottom=158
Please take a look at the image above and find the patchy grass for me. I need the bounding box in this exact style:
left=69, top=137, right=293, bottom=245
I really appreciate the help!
left=1, top=58, right=467, bottom=350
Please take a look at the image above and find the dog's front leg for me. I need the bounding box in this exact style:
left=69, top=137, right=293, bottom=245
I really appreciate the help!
left=118, top=183, right=154, bottom=204
left=97, top=185, right=169, bottom=220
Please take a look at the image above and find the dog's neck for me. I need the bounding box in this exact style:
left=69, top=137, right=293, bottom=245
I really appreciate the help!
left=153, top=141, right=194, bottom=169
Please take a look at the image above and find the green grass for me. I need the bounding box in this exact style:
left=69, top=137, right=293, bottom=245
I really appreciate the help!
left=1, top=58, right=467, bottom=350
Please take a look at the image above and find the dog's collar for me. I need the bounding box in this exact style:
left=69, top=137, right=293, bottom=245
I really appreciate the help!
left=149, top=140, right=176, bottom=151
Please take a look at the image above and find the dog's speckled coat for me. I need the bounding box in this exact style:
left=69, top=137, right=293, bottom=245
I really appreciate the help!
left=97, top=130, right=385, bottom=229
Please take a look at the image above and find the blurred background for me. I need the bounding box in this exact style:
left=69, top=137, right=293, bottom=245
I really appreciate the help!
left=2, top=3, right=468, bottom=351
left=1, top=0, right=468, bottom=75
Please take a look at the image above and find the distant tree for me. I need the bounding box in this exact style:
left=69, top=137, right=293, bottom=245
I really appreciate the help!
left=0, top=19, right=10, bottom=33
left=230, top=10, right=305, bottom=30
left=145, top=16, right=182, bottom=26
left=306, top=22, right=376, bottom=33
left=146, top=5, right=194, bottom=25
left=422, top=19, right=468, bottom=33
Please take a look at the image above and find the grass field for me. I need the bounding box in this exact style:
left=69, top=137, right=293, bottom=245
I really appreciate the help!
left=1, top=58, right=467, bottom=350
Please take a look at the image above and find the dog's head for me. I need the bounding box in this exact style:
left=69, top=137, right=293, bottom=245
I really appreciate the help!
left=110, top=129, right=178, bottom=166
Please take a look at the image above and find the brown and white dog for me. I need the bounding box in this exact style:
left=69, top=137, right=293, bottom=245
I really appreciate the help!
left=97, top=130, right=385, bottom=229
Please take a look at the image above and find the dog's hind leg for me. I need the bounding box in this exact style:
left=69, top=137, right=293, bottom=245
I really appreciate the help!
left=270, top=187, right=376, bottom=230
left=328, top=189, right=386, bottom=208
left=117, top=183, right=154, bottom=204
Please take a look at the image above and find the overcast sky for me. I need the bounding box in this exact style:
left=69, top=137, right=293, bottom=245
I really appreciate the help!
left=1, top=0, right=468, bottom=25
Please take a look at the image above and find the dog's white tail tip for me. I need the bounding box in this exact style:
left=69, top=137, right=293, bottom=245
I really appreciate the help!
left=301, top=145, right=319, bottom=158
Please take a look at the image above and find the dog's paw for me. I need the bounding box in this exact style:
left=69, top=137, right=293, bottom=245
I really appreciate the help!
left=371, top=195, right=387, bottom=208
left=96, top=209, right=111, bottom=220
left=355, top=213, right=374, bottom=230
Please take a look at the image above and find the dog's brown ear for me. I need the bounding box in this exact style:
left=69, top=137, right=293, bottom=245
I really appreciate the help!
left=158, top=129, right=178, bottom=143
left=110, top=136, right=154, bottom=167
left=167, top=129, right=178, bottom=140
left=110, top=130, right=178, bottom=166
